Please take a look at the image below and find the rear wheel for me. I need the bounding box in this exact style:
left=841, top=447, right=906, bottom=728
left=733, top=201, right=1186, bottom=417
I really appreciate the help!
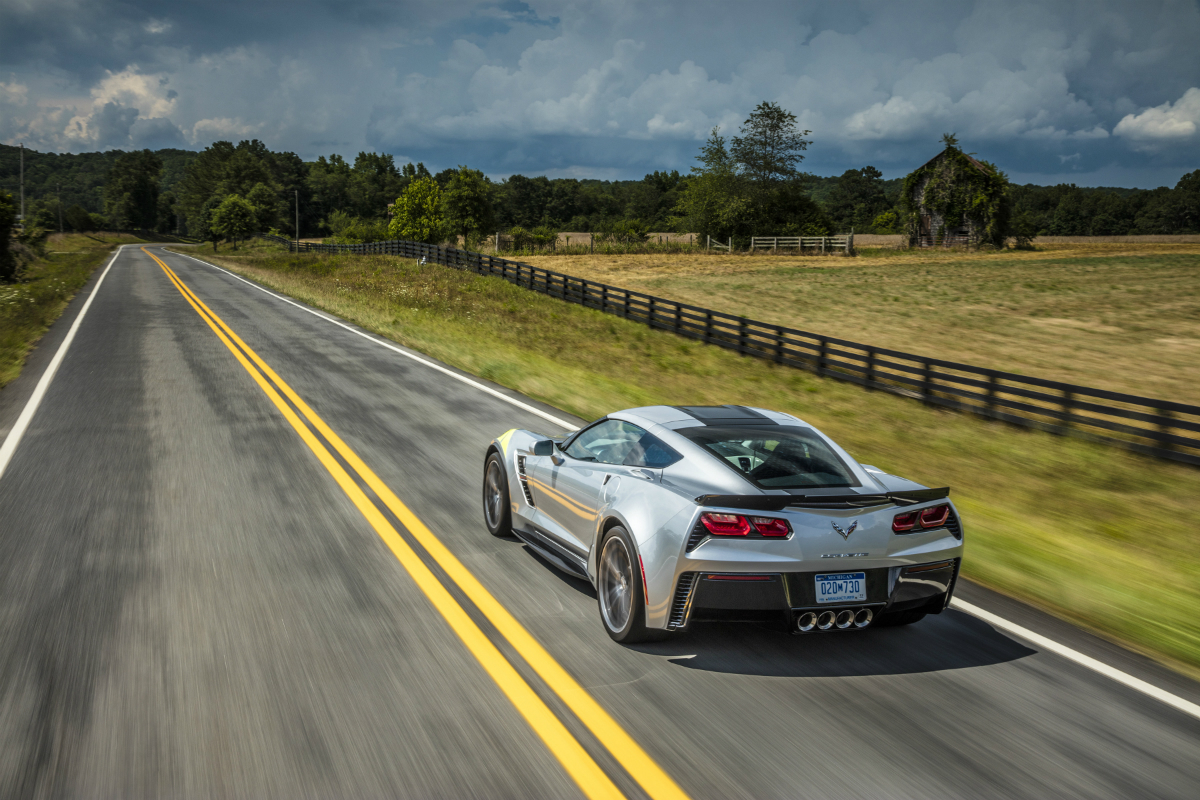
left=597, top=527, right=660, bottom=643
left=482, top=452, right=512, bottom=537
left=873, top=609, right=927, bottom=627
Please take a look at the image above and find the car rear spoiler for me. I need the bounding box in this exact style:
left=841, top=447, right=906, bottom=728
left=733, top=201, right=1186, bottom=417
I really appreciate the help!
left=694, top=487, right=950, bottom=511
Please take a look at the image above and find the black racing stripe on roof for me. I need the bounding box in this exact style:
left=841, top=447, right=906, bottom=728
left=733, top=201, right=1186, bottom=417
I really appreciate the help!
left=673, top=405, right=777, bottom=425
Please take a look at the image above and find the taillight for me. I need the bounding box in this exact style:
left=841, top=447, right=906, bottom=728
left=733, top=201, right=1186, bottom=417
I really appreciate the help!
left=750, top=517, right=791, bottom=537
left=919, top=504, right=950, bottom=529
left=700, top=512, right=751, bottom=536
left=892, top=511, right=918, bottom=532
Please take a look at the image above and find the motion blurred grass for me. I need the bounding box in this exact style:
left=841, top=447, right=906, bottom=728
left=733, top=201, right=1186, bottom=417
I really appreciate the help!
left=522, top=243, right=1200, bottom=404
left=0, top=233, right=153, bottom=389
left=186, top=241, right=1200, bottom=678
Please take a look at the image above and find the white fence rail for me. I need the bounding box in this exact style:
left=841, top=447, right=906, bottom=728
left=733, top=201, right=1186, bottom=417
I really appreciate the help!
left=750, top=235, right=854, bottom=253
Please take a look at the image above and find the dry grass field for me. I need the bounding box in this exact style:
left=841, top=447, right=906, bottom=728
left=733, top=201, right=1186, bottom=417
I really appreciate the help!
left=184, top=241, right=1200, bottom=678
left=521, top=242, right=1200, bottom=404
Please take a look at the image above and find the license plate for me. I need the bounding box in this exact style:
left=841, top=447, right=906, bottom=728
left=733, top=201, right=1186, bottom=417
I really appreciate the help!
left=815, top=572, right=866, bottom=604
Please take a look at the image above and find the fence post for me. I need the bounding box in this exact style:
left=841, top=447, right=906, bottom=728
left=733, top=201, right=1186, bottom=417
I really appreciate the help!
left=818, top=337, right=828, bottom=376
left=774, top=326, right=784, bottom=364
left=728, top=236, right=732, bottom=253
left=1156, top=408, right=1174, bottom=452
left=706, top=235, right=710, bottom=253
left=623, top=290, right=630, bottom=318
left=922, top=359, right=933, bottom=404
left=1061, top=388, right=1074, bottom=434
left=648, top=297, right=656, bottom=328
left=705, top=310, right=713, bottom=343
left=601, top=284, right=608, bottom=313
left=866, top=346, right=876, bottom=388
left=986, top=371, right=998, bottom=416
left=674, top=303, right=682, bottom=333
left=739, top=317, right=748, bottom=354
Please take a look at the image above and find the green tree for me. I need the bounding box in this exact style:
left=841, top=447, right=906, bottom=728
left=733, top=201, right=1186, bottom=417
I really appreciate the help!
left=246, top=182, right=282, bottom=232
left=671, top=127, right=750, bottom=240
left=730, top=102, right=811, bottom=185
left=1174, top=170, right=1200, bottom=233
left=349, top=152, right=404, bottom=219
left=104, top=149, right=163, bottom=229
left=307, top=154, right=353, bottom=229
left=0, top=192, right=17, bottom=282
left=217, top=145, right=273, bottom=197
left=155, top=191, right=178, bottom=234
left=826, top=166, right=891, bottom=232
left=211, top=194, right=257, bottom=249
left=192, top=196, right=222, bottom=251
left=443, top=166, right=495, bottom=246
left=65, top=204, right=93, bottom=232
left=388, top=177, right=446, bottom=244
left=175, top=140, right=236, bottom=233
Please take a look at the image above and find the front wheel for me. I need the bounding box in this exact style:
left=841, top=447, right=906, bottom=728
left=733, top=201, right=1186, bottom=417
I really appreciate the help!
left=482, top=453, right=512, bottom=537
left=597, top=527, right=661, bottom=643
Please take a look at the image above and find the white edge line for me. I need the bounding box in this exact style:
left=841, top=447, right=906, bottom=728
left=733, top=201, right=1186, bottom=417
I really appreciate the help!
left=168, top=247, right=578, bottom=432
left=951, top=599, right=1200, bottom=721
left=0, top=245, right=127, bottom=483
left=167, top=247, right=1200, bottom=723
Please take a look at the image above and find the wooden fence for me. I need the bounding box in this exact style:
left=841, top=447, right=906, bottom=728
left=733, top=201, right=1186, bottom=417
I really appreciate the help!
left=258, top=233, right=1200, bottom=467
left=750, top=236, right=853, bottom=253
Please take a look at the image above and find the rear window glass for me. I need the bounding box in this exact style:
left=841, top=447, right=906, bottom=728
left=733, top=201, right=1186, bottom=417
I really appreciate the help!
left=677, top=426, right=860, bottom=489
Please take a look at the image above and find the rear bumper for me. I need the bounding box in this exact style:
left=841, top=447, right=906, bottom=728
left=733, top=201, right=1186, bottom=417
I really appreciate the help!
left=667, top=558, right=960, bottom=630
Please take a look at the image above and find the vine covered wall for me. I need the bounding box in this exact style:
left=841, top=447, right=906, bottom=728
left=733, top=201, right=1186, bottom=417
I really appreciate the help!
left=902, top=141, right=1011, bottom=247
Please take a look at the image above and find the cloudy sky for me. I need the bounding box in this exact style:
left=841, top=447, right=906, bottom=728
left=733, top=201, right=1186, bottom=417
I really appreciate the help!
left=1, top=0, right=1198, bottom=186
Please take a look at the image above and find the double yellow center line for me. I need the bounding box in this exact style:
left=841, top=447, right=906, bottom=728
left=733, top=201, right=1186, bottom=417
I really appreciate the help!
left=144, top=248, right=688, bottom=800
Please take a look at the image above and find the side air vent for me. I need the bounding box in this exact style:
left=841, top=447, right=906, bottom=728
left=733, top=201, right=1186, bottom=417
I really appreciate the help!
left=516, top=456, right=535, bottom=506
left=668, top=573, right=698, bottom=629
left=685, top=520, right=708, bottom=552
left=945, top=507, right=962, bottom=539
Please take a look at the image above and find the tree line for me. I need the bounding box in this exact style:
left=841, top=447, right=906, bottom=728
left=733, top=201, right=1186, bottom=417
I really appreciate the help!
left=2, top=115, right=1198, bottom=253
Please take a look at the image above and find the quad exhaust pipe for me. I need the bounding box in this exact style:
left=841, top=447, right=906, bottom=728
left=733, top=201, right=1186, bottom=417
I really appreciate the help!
left=794, top=607, right=873, bottom=633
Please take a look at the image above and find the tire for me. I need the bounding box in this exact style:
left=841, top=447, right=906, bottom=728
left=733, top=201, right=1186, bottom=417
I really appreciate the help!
left=482, top=452, right=512, bottom=537
left=596, top=526, right=662, bottom=643
left=873, top=610, right=927, bottom=628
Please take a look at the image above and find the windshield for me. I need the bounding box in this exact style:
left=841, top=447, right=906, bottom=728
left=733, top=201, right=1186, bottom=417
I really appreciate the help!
left=677, top=425, right=860, bottom=490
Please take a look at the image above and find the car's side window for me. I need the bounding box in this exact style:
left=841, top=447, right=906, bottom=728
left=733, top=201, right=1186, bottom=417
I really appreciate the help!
left=564, top=420, right=680, bottom=468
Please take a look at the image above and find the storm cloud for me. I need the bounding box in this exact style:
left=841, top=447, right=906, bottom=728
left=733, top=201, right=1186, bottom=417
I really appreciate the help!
left=1, top=0, right=1197, bottom=186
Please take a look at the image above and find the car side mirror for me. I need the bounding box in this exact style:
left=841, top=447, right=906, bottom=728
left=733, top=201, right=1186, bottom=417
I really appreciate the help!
left=532, top=439, right=555, bottom=456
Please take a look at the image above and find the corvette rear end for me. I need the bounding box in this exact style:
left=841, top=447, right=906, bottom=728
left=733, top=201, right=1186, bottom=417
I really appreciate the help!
left=662, top=490, right=962, bottom=633
left=483, top=405, right=964, bottom=641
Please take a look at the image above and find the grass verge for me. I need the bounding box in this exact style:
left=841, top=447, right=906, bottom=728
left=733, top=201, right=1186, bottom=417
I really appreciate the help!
left=177, top=241, right=1200, bottom=679
left=0, top=233, right=157, bottom=389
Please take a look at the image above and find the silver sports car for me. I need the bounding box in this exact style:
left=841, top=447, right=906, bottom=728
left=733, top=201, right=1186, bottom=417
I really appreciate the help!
left=483, top=405, right=964, bottom=642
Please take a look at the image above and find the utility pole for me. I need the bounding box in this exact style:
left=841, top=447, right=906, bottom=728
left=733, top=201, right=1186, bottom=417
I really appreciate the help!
left=57, top=183, right=63, bottom=232
left=18, top=143, right=25, bottom=224
left=295, top=189, right=299, bottom=251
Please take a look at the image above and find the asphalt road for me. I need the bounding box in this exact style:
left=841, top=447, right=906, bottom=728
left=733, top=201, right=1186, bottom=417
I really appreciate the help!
left=0, top=244, right=1196, bottom=799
